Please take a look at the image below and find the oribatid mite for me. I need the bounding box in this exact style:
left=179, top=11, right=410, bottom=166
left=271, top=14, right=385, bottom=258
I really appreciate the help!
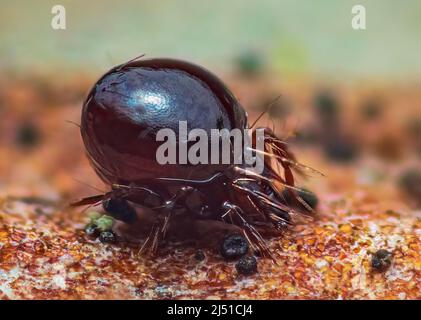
left=73, top=57, right=315, bottom=258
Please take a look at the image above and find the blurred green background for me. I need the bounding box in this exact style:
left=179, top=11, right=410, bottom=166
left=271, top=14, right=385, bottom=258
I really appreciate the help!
left=1, top=0, right=420, bottom=80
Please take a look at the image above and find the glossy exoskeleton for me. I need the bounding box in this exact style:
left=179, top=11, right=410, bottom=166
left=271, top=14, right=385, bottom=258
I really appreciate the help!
left=73, top=57, right=312, bottom=258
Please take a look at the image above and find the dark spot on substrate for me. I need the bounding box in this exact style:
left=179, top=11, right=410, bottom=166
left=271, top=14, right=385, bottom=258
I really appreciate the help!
left=220, top=234, right=249, bottom=260
left=371, top=249, right=393, bottom=272
left=99, top=230, right=117, bottom=244
left=324, top=138, right=358, bottom=163
left=15, top=121, right=41, bottom=148
left=406, top=118, right=421, bottom=138
left=236, top=255, right=258, bottom=275
left=85, top=223, right=100, bottom=238
left=102, top=198, right=137, bottom=224
left=360, top=98, right=383, bottom=121
left=234, top=50, right=264, bottom=76
left=314, top=90, right=339, bottom=123
left=399, top=169, right=421, bottom=204
left=194, top=249, right=206, bottom=261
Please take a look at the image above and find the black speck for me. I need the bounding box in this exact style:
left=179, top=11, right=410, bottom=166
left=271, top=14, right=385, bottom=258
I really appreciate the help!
left=16, top=121, right=41, bottom=148
left=399, top=169, right=421, bottom=203
left=194, top=249, right=205, bottom=261
left=361, top=99, right=382, bottom=121
left=236, top=255, right=258, bottom=275
left=99, top=230, right=117, bottom=244
left=220, top=234, right=249, bottom=260
left=314, top=90, right=339, bottom=122
left=406, top=118, right=421, bottom=138
left=371, top=249, right=393, bottom=272
left=324, top=138, right=358, bottom=163
left=103, top=198, right=137, bottom=224
left=235, top=50, right=264, bottom=76
left=85, top=223, right=100, bottom=238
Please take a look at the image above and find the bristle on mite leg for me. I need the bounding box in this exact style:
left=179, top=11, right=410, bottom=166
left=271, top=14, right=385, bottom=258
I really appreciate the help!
left=137, top=204, right=173, bottom=256
left=221, top=202, right=276, bottom=262
left=260, top=127, right=321, bottom=215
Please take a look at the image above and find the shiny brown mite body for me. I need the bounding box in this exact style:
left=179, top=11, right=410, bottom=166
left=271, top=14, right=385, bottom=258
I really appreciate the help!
left=73, top=57, right=310, bottom=258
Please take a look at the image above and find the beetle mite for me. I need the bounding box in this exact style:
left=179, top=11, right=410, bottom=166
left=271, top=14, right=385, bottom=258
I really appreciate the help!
left=72, top=57, right=313, bottom=258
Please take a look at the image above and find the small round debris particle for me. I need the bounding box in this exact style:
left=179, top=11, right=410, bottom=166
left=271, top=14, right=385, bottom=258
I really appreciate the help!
left=220, top=234, right=249, bottom=260
left=361, top=99, right=382, bottom=121
left=236, top=255, right=258, bottom=275
left=194, top=249, right=205, bottom=261
left=85, top=223, right=100, bottom=238
left=103, top=199, right=137, bottom=224
left=406, top=118, right=421, bottom=138
left=324, top=138, right=358, bottom=163
left=399, top=169, right=421, bottom=203
left=371, top=249, right=393, bottom=272
left=15, top=121, right=41, bottom=148
left=99, top=230, right=117, bottom=244
left=235, top=50, right=264, bottom=76
left=314, top=90, right=339, bottom=122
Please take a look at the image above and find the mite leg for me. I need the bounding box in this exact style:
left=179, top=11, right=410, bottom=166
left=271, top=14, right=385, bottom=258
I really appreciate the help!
left=102, top=198, right=138, bottom=224
left=72, top=184, right=167, bottom=225
left=221, top=201, right=275, bottom=261
left=231, top=179, right=294, bottom=228
left=137, top=186, right=195, bottom=255
left=106, top=184, right=168, bottom=224
left=260, top=128, right=322, bottom=214
left=139, top=197, right=178, bottom=255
